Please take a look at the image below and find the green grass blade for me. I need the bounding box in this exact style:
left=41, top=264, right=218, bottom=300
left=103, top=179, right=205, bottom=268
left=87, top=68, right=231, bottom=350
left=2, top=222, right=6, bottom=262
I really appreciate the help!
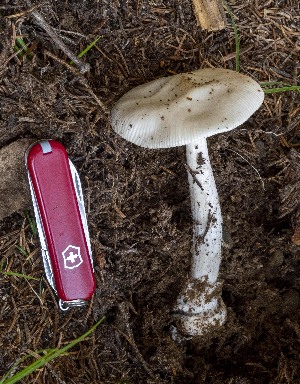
left=1, top=271, right=39, bottom=281
left=263, top=85, right=300, bottom=94
left=15, top=38, right=28, bottom=52
left=0, top=317, right=105, bottom=384
left=15, top=245, right=28, bottom=257
left=260, top=81, right=291, bottom=87
left=13, top=38, right=33, bottom=60
left=0, top=351, right=58, bottom=384
left=223, top=0, right=240, bottom=72
left=70, top=36, right=102, bottom=65
left=0, top=350, right=58, bottom=383
left=0, top=357, right=32, bottom=384
left=26, top=212, right=38, bottom=239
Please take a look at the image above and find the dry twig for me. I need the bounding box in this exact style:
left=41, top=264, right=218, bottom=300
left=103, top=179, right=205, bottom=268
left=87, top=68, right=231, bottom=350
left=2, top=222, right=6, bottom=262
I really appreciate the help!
left=31, top=9, right=90, bottom=74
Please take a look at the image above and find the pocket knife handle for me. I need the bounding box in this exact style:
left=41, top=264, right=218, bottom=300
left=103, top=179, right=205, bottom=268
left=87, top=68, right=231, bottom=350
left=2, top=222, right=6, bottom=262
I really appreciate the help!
left=26, top=140, right=96, bottom=309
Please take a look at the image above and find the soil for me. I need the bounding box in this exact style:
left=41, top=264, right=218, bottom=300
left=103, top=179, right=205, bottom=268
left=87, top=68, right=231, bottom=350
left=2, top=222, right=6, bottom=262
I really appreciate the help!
left=0, top=1, right=300, bottom=383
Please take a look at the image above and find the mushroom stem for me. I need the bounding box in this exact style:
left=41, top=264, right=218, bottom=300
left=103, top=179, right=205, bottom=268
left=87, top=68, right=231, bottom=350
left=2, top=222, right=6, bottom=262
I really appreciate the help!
left=174, top=140, right=226, bottom=336
left=187, top=141, right=222, bottom=282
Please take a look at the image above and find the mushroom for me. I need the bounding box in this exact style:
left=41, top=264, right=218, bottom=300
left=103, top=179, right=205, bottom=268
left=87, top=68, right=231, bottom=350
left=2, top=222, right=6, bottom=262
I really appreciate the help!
left=111, top=68, right=264, bottom=336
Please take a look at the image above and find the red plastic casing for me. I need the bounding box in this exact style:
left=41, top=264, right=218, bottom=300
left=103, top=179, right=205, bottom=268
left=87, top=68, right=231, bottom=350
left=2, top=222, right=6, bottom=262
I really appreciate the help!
left=27, top=140, right=96, bottom=302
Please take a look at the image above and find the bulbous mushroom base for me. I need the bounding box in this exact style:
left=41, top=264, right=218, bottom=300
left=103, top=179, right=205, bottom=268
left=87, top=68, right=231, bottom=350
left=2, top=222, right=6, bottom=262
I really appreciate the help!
left=173, top=279, right=227, bottom=337
left=174, top=301, right=227, bottom=337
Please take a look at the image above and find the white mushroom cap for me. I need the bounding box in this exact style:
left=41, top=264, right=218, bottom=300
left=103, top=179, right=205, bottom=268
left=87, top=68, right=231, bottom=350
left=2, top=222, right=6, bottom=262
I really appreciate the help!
left=111, top=68, right=264, bottom=148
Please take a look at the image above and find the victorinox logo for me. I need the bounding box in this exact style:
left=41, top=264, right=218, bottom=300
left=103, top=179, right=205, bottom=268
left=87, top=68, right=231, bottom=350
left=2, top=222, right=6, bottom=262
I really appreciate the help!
left=62, top=245, right=83, bottom=269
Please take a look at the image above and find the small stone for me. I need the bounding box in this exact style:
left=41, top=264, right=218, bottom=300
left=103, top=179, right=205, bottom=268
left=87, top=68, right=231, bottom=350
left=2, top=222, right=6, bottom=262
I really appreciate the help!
left=222, top=226, right=233, bottom=249
left=291, top=227, right=300, bottom=245
left=282, top=290, right=300, bottom=315
left=255, top=140, right=266, bottom=159
left=0, top=139, right=33, bottom=221
left=268, top=249, right=284, bottom=267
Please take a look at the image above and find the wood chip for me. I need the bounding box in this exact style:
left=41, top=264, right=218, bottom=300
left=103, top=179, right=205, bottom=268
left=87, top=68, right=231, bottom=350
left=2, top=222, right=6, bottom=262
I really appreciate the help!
left=192, top=0, right=226, bottom=31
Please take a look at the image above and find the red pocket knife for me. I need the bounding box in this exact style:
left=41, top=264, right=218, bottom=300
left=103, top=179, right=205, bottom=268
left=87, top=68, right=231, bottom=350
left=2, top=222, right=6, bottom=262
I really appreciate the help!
left=25, top=140, right=96, bottom=310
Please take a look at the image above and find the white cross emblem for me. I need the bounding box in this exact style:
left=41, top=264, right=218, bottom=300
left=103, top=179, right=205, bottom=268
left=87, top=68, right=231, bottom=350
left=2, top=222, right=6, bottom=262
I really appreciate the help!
left=62, top=245, right=83, bottom=269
